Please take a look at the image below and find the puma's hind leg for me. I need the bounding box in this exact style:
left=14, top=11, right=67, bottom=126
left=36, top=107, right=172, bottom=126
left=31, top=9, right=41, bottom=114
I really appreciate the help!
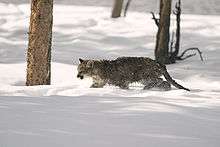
left=118, top=81, right=129, bottom=89
left=142, top=78, right=162, bottom=90
left=142, top=78, right=171, bottom=91
left=157, top=81, right=171, bottom=91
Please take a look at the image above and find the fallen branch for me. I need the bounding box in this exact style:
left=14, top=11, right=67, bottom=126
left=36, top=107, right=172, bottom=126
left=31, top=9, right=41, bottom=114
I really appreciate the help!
left=177, top=47, right=204, bottom=61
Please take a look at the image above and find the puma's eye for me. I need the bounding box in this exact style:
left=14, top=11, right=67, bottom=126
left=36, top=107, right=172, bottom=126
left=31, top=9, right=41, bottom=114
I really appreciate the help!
left=79, top=70, right=86, bottom=74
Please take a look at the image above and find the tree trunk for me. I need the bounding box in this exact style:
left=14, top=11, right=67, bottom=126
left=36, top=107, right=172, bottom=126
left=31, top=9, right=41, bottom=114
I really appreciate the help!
left=111, top=0, right=124, bottom=18
left=155, top=0, right=172, bottom=64
left=173, top=0, right=181, bottom=57
left=124, top=0, right=132, bottom=17
left=26, top=0, right=53, bottom=86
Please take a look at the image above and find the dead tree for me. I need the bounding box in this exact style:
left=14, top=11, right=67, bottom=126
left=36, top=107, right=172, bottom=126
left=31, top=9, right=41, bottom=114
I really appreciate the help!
left=26, top=0, right=53, bottom=86
left=169, top=0, right=203, bottom=62
left=152, top=0, right=203, bottom=64
left=169, top=0, right=181, bottom=63
left=111, top=0, right=124, bottom=18
left=154, top=0, right=172, bottom=64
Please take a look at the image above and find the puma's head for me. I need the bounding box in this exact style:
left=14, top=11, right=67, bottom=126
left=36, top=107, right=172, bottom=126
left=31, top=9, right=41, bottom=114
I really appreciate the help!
left=77, top=58, right=94, bottom=80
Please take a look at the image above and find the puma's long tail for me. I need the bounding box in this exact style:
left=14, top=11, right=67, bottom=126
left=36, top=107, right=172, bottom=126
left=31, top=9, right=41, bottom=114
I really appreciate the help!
left=157, top=62, right=190, bottom=91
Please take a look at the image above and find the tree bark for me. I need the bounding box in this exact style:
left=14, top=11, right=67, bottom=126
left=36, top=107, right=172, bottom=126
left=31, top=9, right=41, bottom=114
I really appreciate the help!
left=155, top=0, right=172, bottom=64
left=111, top=0, right=124, bottom=18
left=26, top=0, right=53, bottom=86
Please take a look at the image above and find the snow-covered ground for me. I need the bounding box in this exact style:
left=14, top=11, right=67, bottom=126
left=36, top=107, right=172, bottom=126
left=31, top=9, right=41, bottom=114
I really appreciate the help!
left=0, top=3, right=220, bottom=147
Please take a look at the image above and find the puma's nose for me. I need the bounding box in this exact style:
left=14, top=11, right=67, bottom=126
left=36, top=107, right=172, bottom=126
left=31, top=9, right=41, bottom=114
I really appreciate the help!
left=77, top=74, right=84, bottom=79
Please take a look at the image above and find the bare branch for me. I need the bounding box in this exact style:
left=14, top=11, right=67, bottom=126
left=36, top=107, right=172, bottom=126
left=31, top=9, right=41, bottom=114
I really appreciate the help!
left=178, top=48, right=204, bottom=61
left=181, top=53, right=196, bottom=60
left=124, top=0, right=132, bottom=17
left=173, top=10, right=177, bottom=15
left=150, top=12, right=159, bottom=27
left=176, top=53, right=196, bottom=60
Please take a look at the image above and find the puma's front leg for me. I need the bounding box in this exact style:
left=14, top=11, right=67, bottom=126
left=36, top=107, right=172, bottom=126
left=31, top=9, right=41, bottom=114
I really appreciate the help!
left=90, top=76, right=106, bottom=88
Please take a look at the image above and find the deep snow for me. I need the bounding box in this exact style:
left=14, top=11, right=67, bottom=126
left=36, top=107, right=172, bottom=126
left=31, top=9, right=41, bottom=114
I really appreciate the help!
left=0, top=2, right=220, bottom=147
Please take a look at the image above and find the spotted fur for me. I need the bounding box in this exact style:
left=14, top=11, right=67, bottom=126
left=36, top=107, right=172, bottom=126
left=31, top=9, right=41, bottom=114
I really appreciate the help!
left=77, top=57, right=190, bottom=91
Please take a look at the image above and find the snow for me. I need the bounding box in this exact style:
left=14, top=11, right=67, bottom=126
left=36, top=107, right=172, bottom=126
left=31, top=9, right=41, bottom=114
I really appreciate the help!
left=0, top=2, right=220, bottom=147
left=3, top=0, right=220, bottom=15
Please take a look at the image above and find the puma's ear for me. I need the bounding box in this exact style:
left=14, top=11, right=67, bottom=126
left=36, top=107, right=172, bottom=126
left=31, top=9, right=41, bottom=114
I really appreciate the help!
left=79, top=58, right=84, bottom=63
